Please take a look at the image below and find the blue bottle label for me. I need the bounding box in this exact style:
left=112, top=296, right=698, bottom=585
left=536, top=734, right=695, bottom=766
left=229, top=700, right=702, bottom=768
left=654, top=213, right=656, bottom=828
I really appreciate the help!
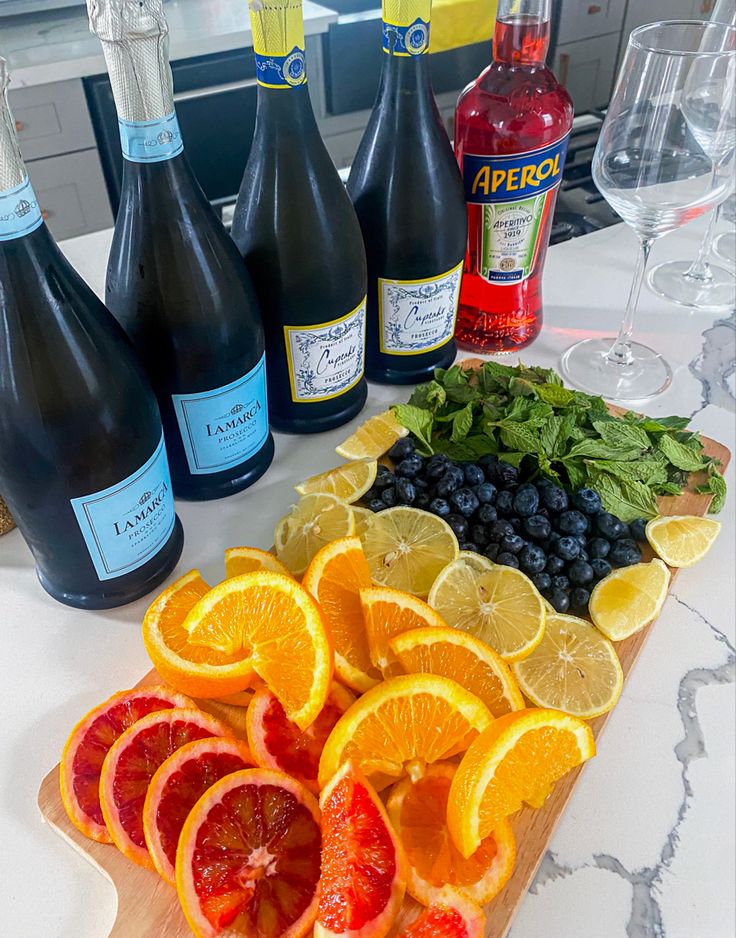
left=171, top=354, right=270, bottom=475
left=462, top=135, right=570, bottom=204
left=254, top=48, right=307, bottom=89
left=70, top=433, right=176, bottom=582
left=382, top=19, right=430, bottom=56
left=118, top=112, right=184, bottom=163
left=0, top=177, right=43, bottom=241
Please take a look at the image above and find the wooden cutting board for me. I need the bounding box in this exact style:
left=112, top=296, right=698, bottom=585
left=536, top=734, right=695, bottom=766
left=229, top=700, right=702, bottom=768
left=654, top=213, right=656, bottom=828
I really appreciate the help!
left=38, top=383, right=731, bottom=938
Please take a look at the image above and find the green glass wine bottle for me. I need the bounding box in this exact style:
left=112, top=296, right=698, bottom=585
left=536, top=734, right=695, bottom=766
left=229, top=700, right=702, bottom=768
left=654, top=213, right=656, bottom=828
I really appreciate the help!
left=232, top=0, right=368, bottom=433
left=348, top=0, right=467, bottom=384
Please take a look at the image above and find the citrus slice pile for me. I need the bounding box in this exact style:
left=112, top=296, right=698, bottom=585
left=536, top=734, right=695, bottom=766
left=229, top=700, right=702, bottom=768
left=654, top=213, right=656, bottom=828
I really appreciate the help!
left=335, top=409, right=409, bottom=460
left=99, top=707, right=230, bottom=868
left=360, top=586, right=447, bottom=673
left=224, top=546, right=292, bottom=579
left=398, top=898, right=486, bottom=938
left=589, top=559, right=670, bottom=641
left=60, top=686, right=191, bottom=843
left=246, top=683, right=354, bottom=794
left=176, top=769, right=322, bottom=938
left=387, top=762, right=516, bottom=907
left=645, top=514, right=721, bottom=567
left=143, top=737, right=253, bottom=884
left=296, top=459, right=378, bottom=503
left=275, top=493, right=356, bottom=576
left=512, top=613, right=623, bottom=719
left=316, top=762, right=407, bottom=938
left=448, top=709, right=595, bottom=858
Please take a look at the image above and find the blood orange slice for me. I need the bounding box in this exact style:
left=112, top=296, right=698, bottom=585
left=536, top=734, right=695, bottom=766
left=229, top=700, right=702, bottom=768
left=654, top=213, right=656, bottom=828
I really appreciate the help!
left=143, top=737, right=253, bottom=885
left=59, top=686, right=192, bottom=843
left=316, top=761, right=407, bottom=938
left=246, top=683, right=354, bottom=794
left=99, top=707, right=230, bottom=868
left=397, top=895, right=485, bottom=938
left=176, top=768, right=322, bottom=938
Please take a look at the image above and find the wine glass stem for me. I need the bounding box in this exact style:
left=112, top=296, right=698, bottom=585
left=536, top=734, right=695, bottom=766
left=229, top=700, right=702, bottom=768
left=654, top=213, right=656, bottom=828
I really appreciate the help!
left=683, top=204, right=720, bottom=284
left=606, top=236, right=653, bottom=367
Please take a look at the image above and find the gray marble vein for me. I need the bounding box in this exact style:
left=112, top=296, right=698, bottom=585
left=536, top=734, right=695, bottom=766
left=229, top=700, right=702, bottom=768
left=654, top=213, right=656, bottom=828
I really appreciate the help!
left=688, top=312, right=736, bottom=417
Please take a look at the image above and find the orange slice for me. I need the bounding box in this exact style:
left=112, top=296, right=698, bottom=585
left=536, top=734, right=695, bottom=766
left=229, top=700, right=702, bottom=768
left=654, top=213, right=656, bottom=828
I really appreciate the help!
left=224, top=546, right=292, bottom=579
left=397, top=896, right=485, bottom=938
left=316, top=762, right=407, bottom=938
left=387, top=762, right=516, bottom=906
left=302, top=537, right=380, bottom=693
left=59, top=686, right=192, bottom=843
left=389, top=627, right=524, bottom=718
left=176, top=768, right=322, bottom=938
left=359, top=586, right=448, bottom=673
left=142, top=570, right=257, bottom=699
left=246, top=683, right=355, bottom=794
left=318, top=674, right=492, bottom=791
left=143, top=737, right=253, bottom=884
left=448, top=709, right=596, bottom=858
left=99, top=707, right=230, bottom=868
left=183, top=571, right=333, bottom=731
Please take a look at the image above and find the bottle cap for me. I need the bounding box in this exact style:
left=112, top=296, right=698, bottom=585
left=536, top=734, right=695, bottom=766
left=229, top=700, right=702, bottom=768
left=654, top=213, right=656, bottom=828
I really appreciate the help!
left=383, top=0, right=431, bottom=27
left=0, top=58, right=26, bottom=192
left=248, top=0, right=305, bottom=58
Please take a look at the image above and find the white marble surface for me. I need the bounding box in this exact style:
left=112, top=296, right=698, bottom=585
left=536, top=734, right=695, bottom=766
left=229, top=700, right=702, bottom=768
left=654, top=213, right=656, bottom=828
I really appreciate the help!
left=0, top=0, right=338, bottom=87
left=0, top=216, right=734, bottom=938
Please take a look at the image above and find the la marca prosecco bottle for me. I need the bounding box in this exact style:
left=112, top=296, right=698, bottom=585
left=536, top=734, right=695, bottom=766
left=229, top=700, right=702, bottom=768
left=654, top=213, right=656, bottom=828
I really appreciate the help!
left=89, top=0, right=274, bottom=499
left=348, top=0, right=467, bottom=384
left=0, top=58, right=183, bottom=609
left=454, top=0, right=573, bottom=351
left=232, top=0, right=368, bottom=433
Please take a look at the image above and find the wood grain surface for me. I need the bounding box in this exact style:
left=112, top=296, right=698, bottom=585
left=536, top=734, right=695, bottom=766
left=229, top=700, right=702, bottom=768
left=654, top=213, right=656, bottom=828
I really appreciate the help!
left=38, top=371, right=731, bottom=938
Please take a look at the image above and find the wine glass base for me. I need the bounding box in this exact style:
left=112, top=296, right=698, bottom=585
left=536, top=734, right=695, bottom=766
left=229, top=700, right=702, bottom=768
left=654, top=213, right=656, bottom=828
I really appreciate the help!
left=561, top=338, right=673, bottom=402
left=648, top=260, right=736, bottom=312
left=713, top=232, right=736, bottom=267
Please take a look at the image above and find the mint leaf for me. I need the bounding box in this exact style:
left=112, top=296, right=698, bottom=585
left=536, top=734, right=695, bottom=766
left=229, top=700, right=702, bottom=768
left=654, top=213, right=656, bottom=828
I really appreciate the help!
left=537, top=384, right=576, bottom=408
left=591, top=455, right=669, bottom=486
left=631, top=415, right=691, bottom=433
left=508, top=376, right=537, bottom=397
left=565, top=460, right=587, bottom=490
left=500, top=423, right=539, bottom=455
left=434, top=434, right=498, bottom=461
left=392, top=404, right=434, bottom=455
left=565, top=439, right=641, bottom=461
left=540, top=413, right=576, bottom=460
left=588, top=472, right=658, bottom=522
left=593, top=419, right=651, bottom=452
left=658, top=434, right=708, bottom=472
left=451, top=403, right=474, bottom=442
left=696, top=466, right=727, bottom=513
left=408, top=380, right=446, bottom=412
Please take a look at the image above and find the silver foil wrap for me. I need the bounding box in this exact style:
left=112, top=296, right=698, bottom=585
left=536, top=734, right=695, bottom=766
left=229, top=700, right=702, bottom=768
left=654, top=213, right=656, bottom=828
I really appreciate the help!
left=0, top=58, right=27, bottom=192
left=87, top=0, right=174, bottom=121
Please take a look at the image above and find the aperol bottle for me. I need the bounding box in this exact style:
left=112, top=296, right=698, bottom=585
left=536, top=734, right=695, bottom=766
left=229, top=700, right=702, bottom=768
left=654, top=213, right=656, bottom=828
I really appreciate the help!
left=454, top=0, right=573, bottom=352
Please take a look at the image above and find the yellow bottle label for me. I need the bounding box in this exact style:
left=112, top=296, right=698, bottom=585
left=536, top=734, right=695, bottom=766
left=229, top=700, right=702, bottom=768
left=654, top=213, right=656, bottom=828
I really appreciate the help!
left=378, top=261, right=462, bottom=355
left=248, top=0, right=307, bottom=88
left=382, top=0, right=432, bottom=55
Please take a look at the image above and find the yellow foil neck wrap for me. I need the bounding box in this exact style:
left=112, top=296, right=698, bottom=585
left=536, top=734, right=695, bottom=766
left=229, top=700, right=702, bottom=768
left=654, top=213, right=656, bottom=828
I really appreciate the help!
left=248, top=0, right=306, bottom=56
left=383, top=0, right=432, bottom=26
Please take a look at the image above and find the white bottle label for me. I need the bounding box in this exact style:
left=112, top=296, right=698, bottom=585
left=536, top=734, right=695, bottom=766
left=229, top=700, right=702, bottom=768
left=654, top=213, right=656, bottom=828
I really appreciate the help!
left=379, top=261, right=462, bottom=355
left=284, top=299, right=366, bottom=402
left=480, top=194, right=549, bottom=285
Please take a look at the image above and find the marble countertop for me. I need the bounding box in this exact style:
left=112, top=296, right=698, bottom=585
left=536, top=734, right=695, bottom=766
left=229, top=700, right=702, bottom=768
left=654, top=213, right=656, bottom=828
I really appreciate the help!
left=0, top=0, right=338, bottom=87
left=0, top=217, right=734, bottom=937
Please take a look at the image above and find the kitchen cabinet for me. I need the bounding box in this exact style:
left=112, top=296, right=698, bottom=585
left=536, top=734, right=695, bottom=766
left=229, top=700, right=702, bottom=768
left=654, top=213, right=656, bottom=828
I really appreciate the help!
left=552, top=32, right=620, bottom=113
left=556, top=0, right=626, bottom=45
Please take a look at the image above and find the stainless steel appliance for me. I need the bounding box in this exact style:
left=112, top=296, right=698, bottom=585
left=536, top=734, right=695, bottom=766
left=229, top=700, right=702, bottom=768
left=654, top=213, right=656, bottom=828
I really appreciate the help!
left=0, top=0, right=85, bottom=15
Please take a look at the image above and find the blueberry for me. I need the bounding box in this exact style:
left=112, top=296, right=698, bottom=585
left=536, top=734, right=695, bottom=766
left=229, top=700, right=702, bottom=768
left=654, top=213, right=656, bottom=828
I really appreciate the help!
left=429, top=498, right=451, bottom=518
left=552, top=575, right=570, bottom=591
left=609, top=539, right=642, bottom=567
left=558, top=510, right=589, bottom=535
left=396, top=455, right=424, bottom=479
left=568, top=560, right=594, bottom=586
left=367, top=498, right=385, bottom=513
left=395, top=478, right=416, bottom=505
left=477, top=504, right=498, bottom=525
left=497, top=552, right=520, bottom=569
left=414, top=478, right=429, bottom=492
left=446, top=514, right=469, bottom=540
left=436, top=467, right=464, bottom=498
left=596, top=512, right=624, bottom=540
left=374, top=465, right=395, bottom=490
left=496, top=490, right=514, bottom=516
left=618, top=523, right=632, bottom=540
left=536, top=476, right=554, bottom=488
left=548, top=587, right=570, bottom=613
left=415, top=492, right=431, bottom=510
left=574, top=533, right=588, bottom=549
left=478, top=454, right=498, bottom=472
left=545, top=555, right=565, bottom=575
left=484, top=543, right=500, bottom=562
left=629, top=518, right=647, bottom=542
left=532, top=572, right=552, bottom=592
left=470, top=524, right=490, bottom=547
left=512, top=484, right=539, bottom=517
left=463, top=464, right=485, bottom=486
left=494, top=461, right=519, bottom=485
left=588, top=537, right=611, bottom=559
left=542, top=485, right=569, bottom=514
left=570, top=587, right=591, bottom=610
left=577, top=550, right=589, bottom=563
left=520, top=544, right=547, bottom=574
left=572, top=487, right=602, bottom=515
left=501, top=534, right=526, bottom=555
left=556, top=537, right=580, bottom=561
left=474, top=482, right=497, bottom=504
left=381, top=486, right=398, bottom=507
left=363, top=487, right=381, bottom=503
left=388, top=437, right=415, bottom=461
left=425, top=453, right=451, bottom=480
left=524, top=514, right=551, bottom=541
left=490, top=519, right=515, bottom=542
left=509, top=517, right=523, bottom=533
left=591, top=558, right=612, bottom=580
left=459, top=541, right=480, bottom=553
left=450, top=488, right=480, bottom=518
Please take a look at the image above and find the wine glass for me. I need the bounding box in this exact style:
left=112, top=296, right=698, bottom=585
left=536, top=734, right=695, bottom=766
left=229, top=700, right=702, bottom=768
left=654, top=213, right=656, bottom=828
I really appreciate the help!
left=647, top=0, right=736, bottom=311
left=713, top=192, right=736, bottom=265
left=561, top=20, right=736, bottom=402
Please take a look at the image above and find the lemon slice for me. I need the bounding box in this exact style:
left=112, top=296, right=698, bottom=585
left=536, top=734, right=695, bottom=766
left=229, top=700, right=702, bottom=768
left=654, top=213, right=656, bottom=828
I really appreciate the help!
left=428, top=561, right=545, bottom=663
left=274, top=493, right=355, bottom=577
left=351, top=505, right=375, bottom=539
left=645, top=514, right=721, bottom=568
left=456, top=550, right=494, bottom=573
left=589, top=559, right=670, bottom=641
left=335, top=409, right=409, bottom=459
left=295, top=459, right=378, bottom=503
left=360, top=506, right=459, bottom=598
left=512, top=613, right=624, bottom=719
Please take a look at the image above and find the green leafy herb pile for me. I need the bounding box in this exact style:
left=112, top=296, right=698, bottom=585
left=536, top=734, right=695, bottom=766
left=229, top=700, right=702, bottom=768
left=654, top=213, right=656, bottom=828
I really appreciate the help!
left=392, top=361, right=726, bottom=523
